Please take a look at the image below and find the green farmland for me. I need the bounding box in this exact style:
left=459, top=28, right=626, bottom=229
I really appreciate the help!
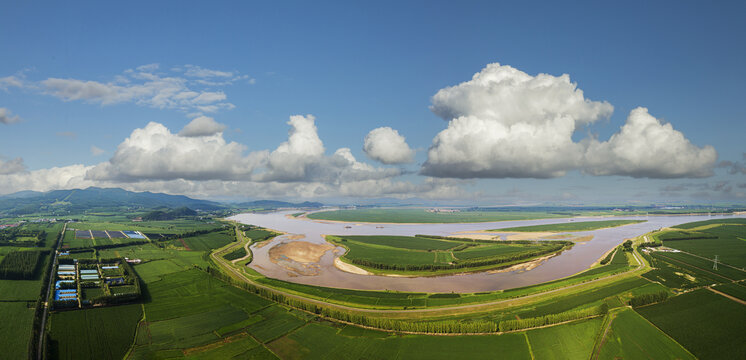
left=596, top=308, right=695, bottom=360
left=328, top=235, right=571, bottom=275
left=636, top=289, right=746, bottom=360
left=16, top=214, right=744, bottom=359
left=494, top=219, right=646, bottom=233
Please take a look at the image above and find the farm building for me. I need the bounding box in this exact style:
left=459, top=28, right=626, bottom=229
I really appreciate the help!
left=54, top=289, right=78, bottom=301
left=57, top=271, right=76, bottom=279
left=80, top=274, right=99, bottom=281
left=55, top=280, right=75, bottom=289
left=58, top=264, right=75, bottom=271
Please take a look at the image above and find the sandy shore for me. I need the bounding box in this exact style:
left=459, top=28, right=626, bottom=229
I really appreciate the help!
left=487, top=253, right=557, bottom=274
left=333, top=258, right=372, bottom=275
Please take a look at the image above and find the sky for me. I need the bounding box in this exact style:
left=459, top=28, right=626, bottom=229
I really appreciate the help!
left=1, top=1, right=745, bottom=204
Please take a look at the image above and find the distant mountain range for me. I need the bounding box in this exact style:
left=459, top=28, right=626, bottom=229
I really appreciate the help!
left=0, top=187, right=324, bottom=216
left=233, top=200, right=324, bottom=209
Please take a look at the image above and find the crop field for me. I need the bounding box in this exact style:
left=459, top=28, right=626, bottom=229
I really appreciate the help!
left=494, top=219, right=645, bottom=233
left=641, top=246, right=746, bottom=289
left=636, top=289, right=746, bottom=360
left=713, top=282, right=746, bottom=301
left=177, top=230, right=234, bottom=251
left=223, top=246, right=247, bottom=261
left=597, top=308, right=694, bottom=360
left=308, top=208, right=565, bottom=223
left=660, top=224, right=746, bottom=268
left=672, top=218, right=746, bottom=229
left=269, top=321, right=532, bottom=360
left=48, top=303, right=142, bottom=360
left=69, top=219, right=221, bottom=233
left=0, top=302, right=35, bottom=359
left=0, top=279, right=43, bottom=300
left=339, top=235, right=459, bottom=251
left=329, top=235, right=567, bottom=274
left=525, top=316, right=603, bottom=360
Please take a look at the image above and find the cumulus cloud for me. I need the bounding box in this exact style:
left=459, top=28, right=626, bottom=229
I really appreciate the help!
left=422, top=63, right=716, bottom=180
left=86, top=122, right=264, bottom=181
left=0, top=107, right=22, bottom=124
left=585, top=108, right=717, bottom=178
left=363, top=127, right=415, bottom=164
left=423, top=63, right=611, bottom=178
left=178, top=116, right=227, bottom=137
left=0, top=156, right=26, bottom=175
left=255, top=115, right=400, bottom=183
left=37, top=65, right=239, bottom=115
left=0, top=164, right=95, bottom=194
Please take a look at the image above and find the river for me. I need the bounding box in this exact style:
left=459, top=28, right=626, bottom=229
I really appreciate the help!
left=228, top=211, right=742, bottom=293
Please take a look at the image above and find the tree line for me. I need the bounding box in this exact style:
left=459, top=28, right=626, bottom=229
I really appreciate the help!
left=629, top=291, right=669, bottom=307
left=498, top=304, right=608, bottom=332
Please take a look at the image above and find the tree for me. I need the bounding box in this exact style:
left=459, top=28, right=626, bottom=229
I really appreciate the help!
left=623, top=240, right=633, bottom=251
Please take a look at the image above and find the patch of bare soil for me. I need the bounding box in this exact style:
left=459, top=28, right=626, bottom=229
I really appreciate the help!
left=269, top=241, right=333, bottom=263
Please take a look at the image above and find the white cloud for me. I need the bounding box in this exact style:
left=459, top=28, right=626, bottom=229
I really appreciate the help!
left=584, top=107, right=717, bottom=178
left=90, top=145, right=105, bottom=156
left=363, top=127, right=415, bottom=164
left=430, top=63, right=613, bottom=126
left=0, top=76, right=24, bottom=90
left=178, top=116, right=227, bottom=137
left=423, top=63, right=611, bottom=178
left=38, top=65, right=238, bottom=115
left=0, top=156, right=26, bottom=175
left=422, top=63, right=716, bottom=180
left=86, top=122, right=264, bottom=181
left=0, top=107, right=22, bottom=124
left=0, top=164, right=95, bottom=194
left=255, top=115, right=400, bottom=184
left=183, top=65, right=233, bottom=78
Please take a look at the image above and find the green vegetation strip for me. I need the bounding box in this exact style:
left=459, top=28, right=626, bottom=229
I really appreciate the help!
left=494, top=219, right=646, bottom=233
left=328, top=235, right=572, bottom=275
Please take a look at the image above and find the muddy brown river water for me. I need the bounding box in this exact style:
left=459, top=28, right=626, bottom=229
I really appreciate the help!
left=229, top=212, right=743, bottom=293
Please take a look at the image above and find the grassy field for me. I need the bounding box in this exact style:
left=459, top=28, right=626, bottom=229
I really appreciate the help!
left=308, top=209, right=565, bottom=223
left=636, top=289, right=746, bottom=360
left=268, top=320, right=532, bottom=360
left=48, top=304, right=143, bottom=360
left=0, top=302, right=35, bottom=359
left=660, top=223, right=746, bottom=268
left=494, top=219, right=645, bottom=233
left=525, top=316, right=603, bottom=360
left=597, top=308, right=694, bottom=360
left=329, top=235, right=568, bottom=275
left=713, top=282, right=746, bottom=301
left=0, top=279, right=43, bottom=300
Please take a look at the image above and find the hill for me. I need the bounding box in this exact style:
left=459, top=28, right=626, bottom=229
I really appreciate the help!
left=0, top=187, right=223, bottom=215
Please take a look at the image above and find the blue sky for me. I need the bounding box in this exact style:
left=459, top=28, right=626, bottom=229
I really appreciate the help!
left=1, top=1, right=745, bottom=204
